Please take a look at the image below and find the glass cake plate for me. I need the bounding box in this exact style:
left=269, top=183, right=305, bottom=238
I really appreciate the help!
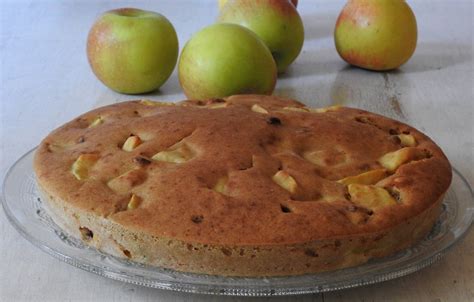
left=2, top=148, right=473, bottom=296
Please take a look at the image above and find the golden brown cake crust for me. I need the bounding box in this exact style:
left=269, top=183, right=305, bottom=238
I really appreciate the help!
left=34, top=95, right=452, bottom=276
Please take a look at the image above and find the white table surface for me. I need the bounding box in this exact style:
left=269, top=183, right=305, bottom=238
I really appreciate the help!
left=1, top=0, right=473, bottom=301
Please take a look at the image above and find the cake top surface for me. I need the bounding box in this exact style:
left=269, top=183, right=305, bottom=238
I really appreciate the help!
left=34, top=95, right=452, bottom=245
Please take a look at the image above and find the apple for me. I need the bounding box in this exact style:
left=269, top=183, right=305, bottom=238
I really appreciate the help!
left=218, top=0, right=298, bottom=10
left=218, top=0, right=304, bottom=73
left=334, top=0, right=417, bottom=71
left=87, top=8, right=179, bottom=94
left=178, top=23, right=277, bottom=99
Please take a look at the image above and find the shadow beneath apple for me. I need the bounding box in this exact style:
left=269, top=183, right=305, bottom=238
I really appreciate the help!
left=301, top=11, right=338, bottom=40
left=279, top=48, right=345, bottom=79
left=328, top=40, right=472, bottom=122
left=400, top=42, right=472, bottom=73
left=135, top=72, right=185, bottom=100
left=288, top=42, right=472, bottom=80
left=329, top=66, right=411, bottom=121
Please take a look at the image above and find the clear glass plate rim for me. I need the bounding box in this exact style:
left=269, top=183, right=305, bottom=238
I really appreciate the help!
left=2, top=147, right=473, bottom=296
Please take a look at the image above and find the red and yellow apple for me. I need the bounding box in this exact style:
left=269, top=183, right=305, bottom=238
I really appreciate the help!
left=218, top=0, right=304, bottom=73
left=87, top=8, right=179, bottom=94
left=178, top=23, right=277, bottom=99
left=334, top=0, right=417, bottom=71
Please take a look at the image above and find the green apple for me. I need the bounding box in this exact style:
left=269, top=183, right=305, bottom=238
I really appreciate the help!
left=178, top=23, right=277, bottom=99
left=87, top=8, right=179, bottom=94
left=218, top=0, right=304, bottom=73
left=334, top=0, right=417, bottom=71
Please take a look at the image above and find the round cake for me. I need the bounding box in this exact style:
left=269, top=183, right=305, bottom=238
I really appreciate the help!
left=34, top=95, right=452, bottom=276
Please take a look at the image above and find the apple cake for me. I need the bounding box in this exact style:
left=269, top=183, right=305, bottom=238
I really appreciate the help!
left=34, top=95, right=452, bottom=276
